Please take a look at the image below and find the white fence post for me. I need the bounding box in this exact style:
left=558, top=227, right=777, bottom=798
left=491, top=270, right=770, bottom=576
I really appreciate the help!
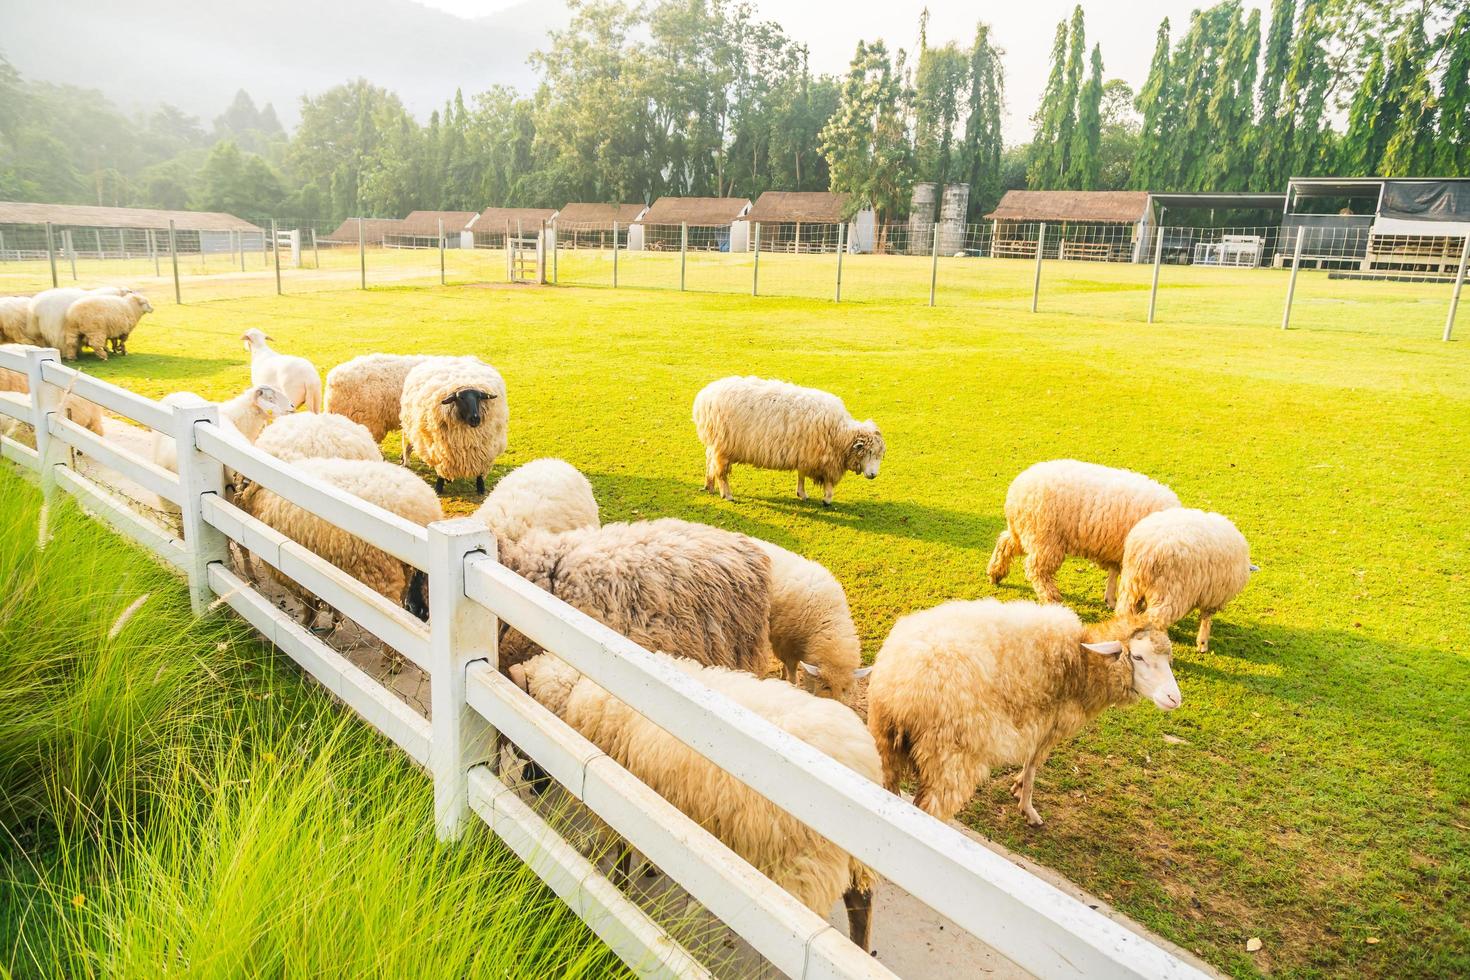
left=1282, top=230, right=1304, bottom=330
left=679, top=222, right=688, bottom=291
left=835, top=221, right=846, bottom=302
left=929, top=222, right=940, bottom=307
left=439, top=218, right=447, bottom=286
left=428, top=518, right=499, bottom=841
left=1147, top=224, right=1165, bottom=323
left=752, top=222, right=761, bottom=296
left=271, top=219, right=282, bottom=296
left=45, top=222, right=58, bottom=288
left=171, top=403, right=229, bottom=615
left=24, top=348, right=62, bottom=511
left=1031, top=222, right=1047, bottom=313
left=612, top=220, right=620, bottom=288
left=1445, top=235, right=1469, bottom=342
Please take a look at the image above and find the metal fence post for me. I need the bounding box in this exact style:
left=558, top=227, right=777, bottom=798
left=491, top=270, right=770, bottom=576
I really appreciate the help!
left=45, top=222, right=58, bottom=288
left=271, top=219, right=282, bottom=295
left=612, top=220, right=619, bottom=288
left=679, top=222, right=688, bottom=291
left=835, top=221, right=846, bottom=302
left=168, top=220, right=181, bottom=305
left=358, top=217, right=367, bottom=290
left=1444, top=235, right=1470, bottom=342
left=753, top=221, right=761, bottom=296
left=171, top=403, right=229, bottom=615
left=1031, top=222, right=1046, bottom=313
left=311, top=227, right=320, bottom=269
left=929, top=223, right=940, bottom=307
left=427, top=518, right=499, bottom=841
left=150, top=229, right=160, bottom=277
left=1281, top=231, right=1304, bottom=330
left=23, top=348, right=62, bottom=513
left=65, top=231, right=77, bottom=280
left=439, top=218, right=446, bottom=286
left=550, top=220, right=558, bottom=284
left=1147, top=224, right=1165, bottom=323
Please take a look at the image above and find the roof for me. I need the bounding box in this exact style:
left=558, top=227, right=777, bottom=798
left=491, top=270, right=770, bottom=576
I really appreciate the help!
left=555, top=203, right=648, bottom=227
left=1147, top=192, right=1285, bottom=211
left=0, top=201, right=263, bottom=233
left=395, top=210, right=479, bottom=235
left=321, top=218, right=407, bottom=242
left=746, top=191, right=854, bottom=223
left=470, top=207, right=559, bottom=232
left=637, top=197, right=751, bottom=226
left=985, top=190, right=1150, bottom=224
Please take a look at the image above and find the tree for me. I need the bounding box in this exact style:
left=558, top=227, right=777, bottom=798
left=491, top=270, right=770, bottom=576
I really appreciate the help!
left=913, top=39, right=970, bottom=187
left=819, top=40, right=912, bottom=236
left=960, top=23, right=1006, bottom=218
left=1255, top=0, right=1295, bottom=189
left=1055, top=6, right=1087, bottom=181
left=1066, top=45, right=1104, bottom=189
left=1098, top=80, right=1139, bottom=189
left=1437, top=9, right=1470, bottom=175
left=196, top=139, right=283, bottom=215
left=1028, top=20, right=1070, bottom=188
left=1132, top=19, right=1175, bottom=189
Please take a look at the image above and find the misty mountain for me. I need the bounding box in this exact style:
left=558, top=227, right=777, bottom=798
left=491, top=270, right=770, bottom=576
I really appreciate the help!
left=0, top=0, right=566, bottom=130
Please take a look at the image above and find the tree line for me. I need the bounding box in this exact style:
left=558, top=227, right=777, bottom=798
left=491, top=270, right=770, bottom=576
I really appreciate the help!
left=0, top=0, right=1465, bottom=230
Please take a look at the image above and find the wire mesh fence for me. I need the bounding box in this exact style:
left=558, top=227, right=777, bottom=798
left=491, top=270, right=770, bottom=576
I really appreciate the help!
left=1, top=216, right=1465, bottom=340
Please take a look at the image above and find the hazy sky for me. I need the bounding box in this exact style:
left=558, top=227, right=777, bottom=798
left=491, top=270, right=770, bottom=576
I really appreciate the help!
left=412, top=0, right=1271, bottom=142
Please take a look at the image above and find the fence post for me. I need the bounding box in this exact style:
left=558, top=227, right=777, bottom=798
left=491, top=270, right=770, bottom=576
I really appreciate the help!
left=1281, top=230, right=1304, bottom=330
left=271, top=219, right=282, bottom=295
left=65, top=230, right=77, bottom=280
left=171, top=403, right=229, bottom=615
left=612, top=220, right=619, bottom=288
left=357, top=217, right=366, bottom=290
left=311, top=227, right=320, bottom=269
left=168, top=220, right=181, bottom=305
left=835, top=221, right=846, bottom=302
left=45, top=222, right=58, bottom=288
left=23, top=348, right=62, bottom=515
left=1147, top=224, right=1165, bottom=323
left=150, top=229, right=160, bottom=277
left=427, top=518, right=499, bottom=841
left=550, top=219, right=558, bottom=284
left=1444, top=235, right=1470, bottom=342
left=679, top=222, right=688, bottom=291
left=1031, top=222, right=1046, bottom=313
left=752, top=222, right=761, bottom=296
left=439, top=218, right=447, bottom=286
left=929, top=222, right=940, bottom=307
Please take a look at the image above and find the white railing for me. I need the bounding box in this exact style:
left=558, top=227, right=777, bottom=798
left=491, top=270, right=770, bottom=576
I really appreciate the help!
left=0, top=345, right=1211, bottom=980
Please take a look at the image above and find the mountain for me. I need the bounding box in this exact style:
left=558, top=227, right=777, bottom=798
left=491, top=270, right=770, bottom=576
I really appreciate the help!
left=0, top=0, right=566, bottom=129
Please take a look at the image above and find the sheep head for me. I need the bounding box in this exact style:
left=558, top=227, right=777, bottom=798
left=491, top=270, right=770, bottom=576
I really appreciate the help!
left=1081, top=628, right=1180, bottom=711
left=131, top=294, right=153, bottom=315
left=240, top=328, right=272, bottom=352
left=439, top=388, right=497, bottom=428
left=844, top=421, right=886, bottom=479
left=252, top=385, right=295, bottom=419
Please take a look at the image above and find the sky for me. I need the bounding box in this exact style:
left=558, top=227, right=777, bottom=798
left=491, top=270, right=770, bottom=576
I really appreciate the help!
left=413, top=0, right=1272, bottom=143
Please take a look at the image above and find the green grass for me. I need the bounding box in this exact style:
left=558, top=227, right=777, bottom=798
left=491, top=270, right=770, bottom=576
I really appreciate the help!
left=12, top=260, right=1470, bottom=978
left=0, top=474, right=628, bottom=979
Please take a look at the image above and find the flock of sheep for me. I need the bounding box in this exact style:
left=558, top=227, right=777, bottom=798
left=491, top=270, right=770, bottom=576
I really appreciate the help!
left=0, top=284, right=1258, bottom=954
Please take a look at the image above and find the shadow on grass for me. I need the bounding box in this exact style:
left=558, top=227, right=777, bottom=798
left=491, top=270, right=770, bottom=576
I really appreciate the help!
left=84, top=352, right=239, bottom=383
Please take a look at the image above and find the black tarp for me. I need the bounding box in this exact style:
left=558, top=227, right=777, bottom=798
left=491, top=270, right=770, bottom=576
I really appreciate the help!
left=1381, top=181, right=1470, bottom=222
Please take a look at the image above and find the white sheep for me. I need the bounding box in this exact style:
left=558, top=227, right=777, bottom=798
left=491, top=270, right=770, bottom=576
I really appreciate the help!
left=692, top=376, right=885, bottom=506
left=1116, top=508, right=1256, bottom=653
left=399, top=356, right=507, bottom=494
left=472, top=458, right=598, bottom=542
left=241, top=328, right=322, bottom=413
left=152, top=385, right=295, bottom=474
left=752, top=538, right=868, bottom=704
left=254, top=412, right=384, bottom=464
left=511, top=650, right=881, bottom=951
left=987, top=459, right=1181, bottom=606
left=0, top=297, right=30, bottom=344
left=62, top=292, right=152, bottom=359
left=28, top=286, right=129, bottom=350
left=866, top=598, right=1181, bottom=827
left=322, top=353, right=429, bottom=450
left=0, top=353, right=106, bottom=445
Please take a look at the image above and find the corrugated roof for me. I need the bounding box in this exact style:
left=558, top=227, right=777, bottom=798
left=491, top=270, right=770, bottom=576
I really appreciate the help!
left=985, top=190, right=1150, bottom=223
left=320, top=218, right=407, bottom=242
left=556, top=203, right=648, bottom=227
left=746, top=191, right=853, bottom=223
left=0, top=201, right=263, bottom=232
left=637, top=197, right=751, bottom=226
left=396, top=210, right=479, bottom=235
left=471, top=207, right=558, bottom=232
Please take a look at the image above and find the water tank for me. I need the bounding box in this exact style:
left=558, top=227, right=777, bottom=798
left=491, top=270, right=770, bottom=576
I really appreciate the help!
left=939, top=183, right=970, bottom=254
left=908, top=182, right=939, bottom=254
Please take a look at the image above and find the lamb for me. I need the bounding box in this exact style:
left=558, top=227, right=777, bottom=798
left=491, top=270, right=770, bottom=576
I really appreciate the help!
left=866, top=598, right=1181, bottom=827
left=151, top=385, right=295, bottom=474
left=27, top=286, right=129, bottom=351
left=234, top=458, right=443, bottom=620
left=0, top=297, right=30, bottom=344
left=510, top=650, right=881, bottom=950
left=254, top=411, right=384, bottom=464
left=692, top=376, right=885, bottom=506
left=62, top=292, right=153, bottom=359
left=987, top=459, right=1181, bottom=606
left=753, top=539, right=868, bottom=704
left=494, top=518, right=773, bottom=676
left=322, top=353, right=429, bottom=446
left=241, top=328, right=322, bottom=412
left=472, top=458, right=598, bottom=542
left=399, top=356, right=507, bottom=494
left=1116, top=508, right=1256, bottom=653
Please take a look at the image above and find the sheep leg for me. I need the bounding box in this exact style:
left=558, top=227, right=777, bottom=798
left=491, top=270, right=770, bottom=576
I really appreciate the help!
left=715, top=458, right=733, bottom=501
left=1104, top=568, right=1119, bottom=609
left=434, top=476, right=445, bottom=494
left=986, top=529, right=1018, bottom=584
left=821, top=480, right=834, bottom=507
left=703, top=445, right=716, bottom=492
left=401, top=439, right=411, bottom=465
left=475, top=475, right=485, bottom=495
left=1197, top=611, right=1214, bottom=653
left=843, top=886, right=873, bottom=952
left=1023, top=550, right=1064, bottom=604
left=1017, top=749, right=1047, bottom=827
left=796, top=473, right=807, bottom=500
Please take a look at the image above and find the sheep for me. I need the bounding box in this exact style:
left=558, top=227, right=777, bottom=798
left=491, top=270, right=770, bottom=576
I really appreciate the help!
left=0, top=354, right=106, bottom=444
left=510, top=650, right=881, bottom=950
left=866, top=598, right=1181, bottom=827
left=241, top=328, right=322, bottom=412
left=254, top=411, right=384, bottom=464
left=987, top=459, right=1181, bottom=606
left=62, top=292, right=152, bottom=359
left=28, top=286, right=129, bottom=351
left=234, top=458, right=443, bottom=621
left=0, top=297, right=30, bottom=344
left=322, top=353, right=429, bottom=446
left=1116, top=508, right=1256, bottom=653
left=399, top=356, right=507, bottom=494
left=692, top=376, right=885, bottom=506
left=151, top=385, right=295, bottom=475
left=471, top=458, right=599, bottom=543
left=494, top=518, right=773, bottom=676
left=752, top=538, right=868, bottom=704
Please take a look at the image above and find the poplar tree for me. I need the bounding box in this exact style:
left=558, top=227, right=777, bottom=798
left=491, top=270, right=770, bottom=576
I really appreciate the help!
left=1027, top=21, right=1069, bottom=188
left=1132, top=18, right=1175, bottom=189
left=1066, top=45, right=1103, bottom=190
left=1254, top=0, right=1295, bottom=189
left=961, top=22, right=1006, bottom=218
left=1055, top=6, right=1087, bottom=183
left=1437, top=9, right=1470, bottom=175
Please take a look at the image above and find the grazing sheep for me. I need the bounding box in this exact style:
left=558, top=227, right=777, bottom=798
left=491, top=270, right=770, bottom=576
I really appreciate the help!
left=511, top=650, right=880, bottom=950
left=692, top=376, right=885, bottom=506
left=27, top=286, right=129, bottom=350
left=866, top=598, right=1180, bottom=827
left=987, top=459, right=1181, bottom=605
left=322, top=353, right=429, bottom=446
left=234, top=458, right=442, bottom=621
left=0, top=355, right=106, bottom=444
left=62, top=292, right=152, bottom=359
left=0, top=297, right=30, bottom=343
left=152, top=385, right=295, bottom=474
left=472, top=458, right=598, bottom=542
left=495, top=518, right=773, bottom=675
left=753, top=538, right=868, bottom=704
left=1116, top=508, right=1256, bottom=653
left=241, top=328, right=322, bottom=412
left=400, top=356, right=507, bottom=494
left=254, top=411, right=384, bottom=464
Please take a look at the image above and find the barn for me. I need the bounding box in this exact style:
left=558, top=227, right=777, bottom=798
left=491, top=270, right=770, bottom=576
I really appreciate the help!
left=1279, top=177, right=1470, bottom=275
left=554, top=203, right=648, bottom=249
left=743, top=191, right=875, bottom=254
left=384, top=211, right=478, bottom=249
left=631, top=197, right=752, bottom=252
left=468, top=207, right=559, bottom=248
left=0, top=201, right=264, bottom=259
left=320, top=218, right=408, bottom=247
left=984, top=190, right=1152, bottom=262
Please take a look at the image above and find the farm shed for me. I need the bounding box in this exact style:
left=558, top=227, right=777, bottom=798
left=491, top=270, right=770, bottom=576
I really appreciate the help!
left=385, top=211, right=479, bottom=249
left=744, top=191, right=875, bottom=254
left=320, top=218, right=408, bottom=247
left=984, top=191, right=1151, bottom=262
left=469, top=207, right=559, bottom=248
left=1143, top=192, right=1285, bottom=267
left=1280, top=177, right=1470, bottom=276
left=554, top=203, right=648, bottom=249
left=631, top=197, right=752, bottom=252
left=0, top=201, right=264, bottom=259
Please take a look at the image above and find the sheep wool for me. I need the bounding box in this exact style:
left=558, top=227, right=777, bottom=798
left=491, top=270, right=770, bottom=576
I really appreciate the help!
left=987, top=459, right=1181, bottom=605
left=400, top=357, right=508, bottom=485
left=752, top=538, right=864, bottom=704
left=693, top=376, right=885, bottom=506
left=1116, top=507, right=1253, bottom=653
left=254, top=411, right=384, bottom=463
left=28, top=286, right=128, bottom=351
left=866, top=598, right=1180, bottom=826
left=517, top=650, right=880, bottom=945
left=0, top=297, right=30, bottom=344
left=241, top=328, right=322, bottom=412
left=472, top=458, right=598, bottom=542
left=62, top=293, right=152, bottom=359
left=0, top=357, right=105, bottom=444
left=323, top=353, right=430, bottom=442
left=152, top=386, right=295, bottom=474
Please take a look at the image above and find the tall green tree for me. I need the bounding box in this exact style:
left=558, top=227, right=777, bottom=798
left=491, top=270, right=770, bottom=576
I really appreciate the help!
left=913, top=40, right=970, bottom=187
left=1132, top=19, right=1175, bottom=189
left=1254, top=0, right=1295, bottom=189
left=960, top=23, right=1006, bottom=218
left=1027, top=21, right=1070, bottom=188
left=819, top=40, right=912, bottom=233
left=1066, top=45, right=1104, bottom=189
left=1055, top=6, right=1087, bottom=182
left=1437, top=9, right=1470, bottom=175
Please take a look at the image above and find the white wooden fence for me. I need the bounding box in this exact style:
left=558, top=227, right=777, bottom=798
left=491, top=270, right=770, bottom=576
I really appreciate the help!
left=0, top=344, right=1210, bottom=980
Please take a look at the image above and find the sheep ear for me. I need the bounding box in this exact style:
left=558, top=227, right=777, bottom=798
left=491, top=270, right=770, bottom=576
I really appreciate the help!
left=798, top=661, right=821, bottom=676
left=441, top=394, right=458, bottom=405
left=507, top=663, right=529, bottom=692
left=851, top=666, right=874, bottom=679
left=1081, top=640, right=1124, bottom=656
left=481, top=390, right=497, bottom=399
left=264, top=334, right=274, bottom=341
left=1249, top=563, right=1260, bottom=573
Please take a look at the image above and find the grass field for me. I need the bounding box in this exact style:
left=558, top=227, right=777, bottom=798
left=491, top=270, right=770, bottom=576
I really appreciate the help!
left=10, top=264, right=1468, bottom=978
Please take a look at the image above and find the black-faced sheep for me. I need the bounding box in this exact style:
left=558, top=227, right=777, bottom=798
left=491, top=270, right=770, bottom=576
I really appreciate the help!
left=472, top=458, right=598, bottom=542
left=692, top=376, right=885, bottom=506
left=241, top=328, right=321, bottom=412
left=400, top=356, right=507, bottom=494
left=753, top=538, right=868, bottom=704
left=253, top=411, right=384, bottom=464
left=62, top=292, right=152, bottom=359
